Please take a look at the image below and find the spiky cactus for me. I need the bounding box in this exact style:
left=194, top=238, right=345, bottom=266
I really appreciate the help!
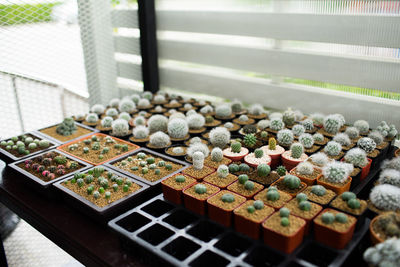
left=239, top=114, right=249, bottom=122
left=224, top=122, right=234, bottom=129
left=211, top=147, right=223, bottom=162
left=277, top=129, right=294, bottom=146
left=290, top=143, right=303, bottom=159
left=276, top=166, right=287, bottom=176
left=101, top=116, right=113, bottom=128
left=368, top=131, right=384, bottom=146
left=322, top=161, right=353, bottom=184
left=85, top=113, right=99, bottom=124
left=310, top=113, right=325, bottom=127
left=363, top=238, right=400, bottom=267
left=149, top=131, right=170, bottom=148
left=311, top=185, right=326, bottom=196
left=388, top=124, right=398, bottom=138
left=283, top=174, right=301, bottom=189
left=215, top=104, right=232, bottom=118
left=141, top=91, right=153, bottom=100
left=105, top=108, right=118, bottom=117
left=344, top=148, right=368, bottom=168
left=268, top=137, right=276, bottom=150
left=324, top=141, right=342, bottom=157
left=231, top=141, right=242, bottom=153
left=209, top=127, right=231, bottom=148
left=354, top=120, right=369, bottom=135
left=231, top=100, right=243, bottom=113
left=91, top=104, right=105, bottom=115
left=168, top=118, right=189, bottom=139
left=133, top=126, right=149, bottom=139
left=254, top=148, right=264, bottom=158
left=270, top=118, right=285, bottom=131
left=282, top=108, right=295, bottom=126
left=313, top=133, right=325, bottom=142
left=257, top=164, right=271, bottom=177
left=370, top=184, right=400, bottom=211
left=217, top=165, right=229, bottom=178
left=345, top=127, right=360, bottom=139
left=301, top=119, right=314, bottom=131
left=248, top=104, right=265, bottom=116
left=296, top=162, right=314, bottom=175
left=187, top=142, right=210, bottom=158
left=111, top=119, right=129, bottom=136
left=118, top=99, right=136, bottom=113
left=243, top=134, right=257, bottom=148
left=138, top=98, right=151, bottom=108
left=292, top=124, right=305, bottom=137
left=118, top=112, right=131, bottom=121
left=242, top=124, right=257, bottom=134
left=323, top=114, right=342, bottom=134
left=257, top=120, right=270, bottom=130
left=310, top=152, right=329, bottom=166
left=153, top=94, right=166, bottom=103
left=333, top=133, right=351, bottom=147
left=378, top=169, right=400, bottom=187
left=109, top=98, right=120, bottom=108
left=299, top=133, right=314, bottom=149
left=382, top=158, right=400, bottom=172
left=200, top=105, right=213, bottom=114
left=376, top=121, right=390, bottom=137
left=357, top=137, right=376, bottom=154
left=186, top=114, right=205, bottom=130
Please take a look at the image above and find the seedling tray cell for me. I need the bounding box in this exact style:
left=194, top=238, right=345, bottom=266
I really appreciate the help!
left=108, top=194, right=370, bottom=267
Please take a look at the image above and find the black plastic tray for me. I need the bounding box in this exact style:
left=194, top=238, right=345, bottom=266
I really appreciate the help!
left=33, top=122, right=99, bottom=145
left=8, top=149, right=92, bottom=195
left=0, top=132, right=58, bottom=163
left=104, top=147, right=191, bottom=186
left=53, top=166, right=151, bottom=222
left=108, top=194, right=369, bottom=267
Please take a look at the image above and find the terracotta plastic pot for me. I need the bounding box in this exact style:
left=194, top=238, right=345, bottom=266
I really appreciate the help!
left=183, top=183, right=220, bottom=215
left=360, top=158, right=373, bottom=181
left=313, top=209, right=357, bottom=250
left=369, top=215, right=385, bottom=245
left=395, top=149, right=400, bottom=158
left=161, top=176, right=196, bottom=205
left=261, top=145, right=285, bottom=169
left=317, top=176, right=352, bottom=195
left=207, top=191, right=246, bottom=227
left=281, top=151, right=308, bottom=171
left=222, top=147, right=249, bottom=162
left=244, top=154, right=272, bottom=168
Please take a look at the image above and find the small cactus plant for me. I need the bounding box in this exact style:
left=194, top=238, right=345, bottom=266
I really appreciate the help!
left=141, top=91, right=153, bottom=100
left=282, top=108, right=296, bottom=126
left=209, top=127, right=231, bottom=148
left=357, top=137, right=376, bottom=154
left=243, top=134, right=257, bottom=148
left=187, top=142, right=210, bottom=158
left=148, top=115, right=168, bottom=133
left=149, top=131, right=170, bottom=148
left=133, top=116, right=146, bottom=126
left=296, top=162, right=314, bottom=176
left=283, top=174, right=301, bottom=189
left=231, top=141, right=242, bottom=153
left=276, top=165, right=287, bottom=176
left=369, top=184, right=400, bottom=211
left=344, top=148, right=368, bottom=168
left=153, top=94, right=165, bottom=103
left=257, top=120, right=270, bottom=130
left=299, top=133, right=314, bottom=149
left=118, top=112, right=131, bottom=121
left=324, top=141, right=342, bottom=157
left=56, top=118, right=77, bottom=136
left=138, top=98, right=151, bottom=108
left=231, top=100, right=243, bottom=113
left=268, top=137, right=276, bottom=150
left=363, top=238, right=400, bottom=267
left=91, top=104, right=105, bottom=114
left=292, top=124, right=305, bottom=137
left=133, top=125, right=149, bottom=139
left=118, top=99, right=136, bottom=113
left=211, top=147, right=223, bottom=162
left=310, top=113, right=325, bottom=127
left=111, top=119, right=130, bottom=137
left=368, top=131, right=384, bottom=146
left=200, top=105, right=213, bottom=114
left=322, top=161, right=353, bottom=184
left=323, top=114, right=342, bottom=134
left=224, top=122, right=234, bottom=129
left=354, top=120, right=369, bottom=135
left=248, top=104, right=265, bottom=116
left=381, top=157, right=400, bottom=172
left=270, top=118, right=285, bottom=131
left=254, top=148, right=264, bottom=158
left=109, top=98, right=120, bottom=108
left=105, top=108, right=118, bottom=117
left=168, top=118, right=189, bottom=139
left=313, top=133, right=325, bottom=142
left=215, top=104, right=232, bottom=118
left=217, top=164, right=229, bottom=178
left=333, top=133, right=351, bottom=147
left=378, top=169, right=400, bottom=188
left=310, top=152, right=330, bottom=166
left=277, top=129, right=294, bottom=147
left=238, top=114, right=249, bottom=122
left=311, top=185, right=326, bottom=196
left=101, top=116, right=113, bottom=128
left=242, top=124, right=257, bottom=134
left=345, top=127, right=359, bottom=139
left=257, top=163, right=271, bottom=177
left=186, top=114, right=205, bottom=130
left=192, top=151, right=205, bottom=170
left=301, top=119, right=314, bottom=131
left=290, top=143, right=304, bottom=159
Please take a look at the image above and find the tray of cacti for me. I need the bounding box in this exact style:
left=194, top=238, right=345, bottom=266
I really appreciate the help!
left=108, top=193, right=370, bottom=267
left=53, top=166, right=150, bottom=222
left=0, top=132, right=57, bottom=163
left=57, top=133, right=140, bottom=166
left=104, top=147, right=190, bottom=186
left=8, top=149, right=92, bottom=196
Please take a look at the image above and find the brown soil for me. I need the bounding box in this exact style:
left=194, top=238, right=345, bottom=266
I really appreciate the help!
left=395, top=149, right=400, bottom=158
left=184, top=138, right=208, bottom=146
left=372, top=212, right=400, bottom=241
left=254, top=189, right=292, bottom=209
left=203, top=173, right=238, bottom=188
left=17, top=151, right=84, bottom=182
left=314, top=137, right=330, bottom=146
left=234, top=200, right=274, bottom=223
left=350, top=167, right=361, bottom=177
left=302, top=187, right=336, bottom=205
left=284, top=199, right=322, bottom=220
left=204, top=120, right=222, bottom=128
left=342, top=143, right=355, bottom=151
left=318, top=129, right=336, bottom=138
left=215, top=114, right=236, bottom=121
left=304, top=145, right=321, bottom=154
left=165, top=146, right=187, bottom=157
left=326, top=151, right=344, bottom=160
left=273, top=179, right=307, bottom=195
left=164, top=103, right=183, bottom=109
left=367, top=149, right=379, bottom=158
left=82, top=121, right=99, bottom=127
left=248, top=114, right=267, bottom=120
left=129, top=136, right=149, bottom=144
left=233, top=118, right=255, bottom=125
left=95, top=125, right=112, bottom=132
left=225, top=123, right=241, bottom=132
left=183, top=165, right=215, bottom=180
left=184, top=182, right=219, bottom=200
left=227, top=181, right=264, bottom=198
left=59, top=135, right=137, bottom=165
left=248, top=171, right=280, bottom=186
left=263, top=212, right=305, bottom=236
left=170, top=134, right=190, bottom=142
left=376, top=142, right=388, bottom=150
left=203, top=156, right=232, bottom=169
left=291, top=167, right=322, bottom=182
left=40, top=124, right=92, bottom=142
left=162, top=173, right=196, bottom=190
left=255, top=132, right=269, bottom=142
left=146, top=142, right=171, bottom=150
left=207, top=190, right=246, bottom=211
left=2, top=134, right=53, bottom=158
left=112, top=154, right=183, bottom=182
left=314, top=209, right=356, bottom=233
left=62, top=171, right=141, bottom=208
left=330, top=196, right=367, bottom=215
left=319, top=176, right=349, bottom=187
left=189, top=127, right=206, bottom=135
left=202, top=132, right=210, bottom=139
left=150, top=108, right=167, bottom=113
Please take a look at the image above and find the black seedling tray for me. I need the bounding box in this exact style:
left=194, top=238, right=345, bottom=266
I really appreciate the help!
left=8, top=149, right=92, bottom=197
left=104, top=147, right=190, bottom=186
left=53, top=166, right=150, bottom=222
left=34, top=122, right=99, bottom=145
left=0, top=132, right=58, bottom=163
left=109, top=194, right=369, bottom=267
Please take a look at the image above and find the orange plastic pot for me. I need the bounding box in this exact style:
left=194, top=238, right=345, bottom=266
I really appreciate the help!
left=313, top=209, right=357, bottom=250
left=369, top=215, right=385, bottom=245
left=317, top=176, right=352, bottom=195
left=183, top=183, right=220, bottom=215
left=289, top=167, right=322, bottom=186
left=281, top=151, right=308, bottom=171
left=207, top=191, right=246, bottom=227
left=360, top=158, right=372, bottom=181
left=161, top=176, right=196, bottom=205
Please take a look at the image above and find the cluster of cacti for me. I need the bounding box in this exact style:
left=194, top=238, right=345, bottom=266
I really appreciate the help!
left=149, top=131, right=170, bottom=148
left=322, top=161, right=353, bottom=184
left=378, top=169, right=400, bottom=188
left=299, top=133, right=314, bottom=149
left=374, top=212, right=400, bottom=239
left=111, top=119, right=129, bottom=137
left=387, top=124, right=398, bottom=138
left=105, top=108, right=118, bottom=117
left=239, top=114, right=249, bottom=122
left=56, top=118, right=77, bottom=136
left=270, top=118, right=285, bottom=131
left=118, top=99, right=136, bottom=113
left=310, top=152, right=330, bottom=166
left=323, top=114, right=342, bottom=134
left=370, top=184, right=400, bottom=211
left=368, top=131, right=384, bottom=146
left=279, top=207, right=291, bottom=227
left=363, top=238, right=400, bottom=267
left=266, top=186, right=280, bottom=201
left=321, top=212, right=348, bottom=224
left=301, top=119, right=314, bottom=131
left=283, top=174, right=301, bottom=189
left=90, top=104, right=105, bottom=115
left=1, top=135, right=50, bottom=155
left=193, top=151, right=205, bottom=170
left=247, top=200, right=264, bottom=214
left=381, top=158, right=400, bottom=172
left=118, top=112, right=131, bottom=121
left=357, top=137, right=376, bottom=154
left=209, top=127, right=231, bottom=148
left=200, top=105, right=213, bottom=114
left=354, top=120, right=369, bottom=135
left=257, top=120, right=270, bottom=130
left=243, top=124, right=257, bottom=134
left=292, top=124, right=305, bottom=136
left=311, top=185, right=326, bottom=196
left=340, top=192, right=361, bottom=209
left=277, top=129, right=294, bottom=146
left=344, top=148, right=368, bottom=168
left=230, top=141, right=242, bottom=153
left=186, top=114, right=205, bottom=129
left=148, top=115, right=168, bottom=133
left=345, top=126, right=360, bottom=139
left=376, top=121, right=390, bottom=137
left=248, top=104, right=264, bottom=116
left=211, top=147, right=223, bottom=162
left=324, top=141, right=342, bottom=156
left=257, top=163, right=271, bottom=177
left=310, top=113, right=325, bottom=127
left=282, top=108, right=296, bottom=126
left=333, top=133, right=351, bottom=147
left=243, top=134, right=257, bottom=147
left=168, top=118, right=189, bottom=139
left=296, top=162, right=314, bottom=175
left=215, top=104, right=232, bottom=117
left=313, top=132, right=325, bottom=142
left=133, top=125, right=149, bottom=139
left=290, top=143, right=303, bottom=159
left=101, top=116, right=113, bottom=128
left=187, top=142, right=210, bottom=158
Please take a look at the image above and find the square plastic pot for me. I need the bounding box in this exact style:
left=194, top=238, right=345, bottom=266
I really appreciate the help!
left=207, top=191, right=246, bottom=227
left=182, top=183, right=220, bottom=216
left=161, top=174, right=196, bottom=205
left=317, top=176, right=352, bottom=195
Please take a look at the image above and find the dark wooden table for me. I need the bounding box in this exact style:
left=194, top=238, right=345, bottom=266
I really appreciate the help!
left=0, top=159, right=147, bottom=267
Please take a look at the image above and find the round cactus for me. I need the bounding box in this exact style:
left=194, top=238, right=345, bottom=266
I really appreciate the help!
left=243, top=134, right=257, bottom=147
left=168, top=118, right=189, bottom=139
left=211, top=147, right=223, bottom=162
left=239, top=114, right=249, bottom=122
left=277, top=129, right=294, bottom=146
left=310, top=152, right=329, bottom=166
left=221, top=193, right=235, bottom=203
left=357, top=137, right=376, bottom=154
left=299, top=133, right=314, bottom=149
left=387, top=124, right=398, bottom=138
left=242, top=125, right=257, bottom=134
left=193, top=151, right=205, bottom=170
left=311, top=185, right=326, bottom=196
left=239, top=163, right=250, bottom=172
left=322, top=161, right=353, bottom=184
left=368, top=131, right=384, bottom=146
left=105, top=108, right=118, bottom=117
left=223, top=122, right=234, bottom=129
left=247, top=205, right=255, bottom=214
left=347, top=198, right=361, bottom=209
left=363, top=238, right=400, bottom=266
left=290, top=143, right=304, bottom=159
left=283, top=175, right=301, bottom=189
left=345, top=126, right=359, bottom=139
left=153, top=94, right=165, bottom=103
left=141, top=91, right=153, bottom=100
left=209, top=127, right=231, bottom=148
left=91, top=104, right=105, bottom=115
left=194, top=184, right=207, bottom=194
left=118, top=99, right=136, bottom=113
left=172, top=147, right=184, bottom=154
left=138, top=98, right=151, bottom=108
left=244, top=181, right=255, bottom=190
left=267, top=189, right=280, bottom=201
left=148, top=115, right=168, bottom=133
left=324, top=141, right=342, bottom=157
left=292, top=124, right=305, bottom=137
left=254, top=148, right=264, bottom=158
left=200, top=105, right=213, bottom=114
left=217, top=165, right=229, bottom=178
left=260, top=131, right=268, bottom=139
left=248, top=104, right=265, bottom=116
left=215, top=104, right=232, bottom=118
left=254, top=200, right=264, bottom=210
left=231, top=100, right=243, bottom=113
left=257, top=163, right=271, bottom=177
left=149, top=131, right=170, bottom=148
left=229, top=163, right=240, bottom=173
left=133, top=125, right=149, bottom=139
left=370, top=184, right=400, bottom=211
left=187, top=142, right=209, bottom=158
left=133, top=116, right=146, bottom=126
left=354, top=120, right=369, bottom=135
left=101, top=116, right=113, bottom=128
left=323, top=114, right=342, bottom=134
left=283, top=108, right=296, bottom=126
left=296, top=193, right=308, bottom=203
left=231, top=141, right=242, bottom=153
left=299, top=201, right=311, bottom=211
left=279, top=207, right=290, bottom=217
left=238, top=174, right=249, bottom=184
left=322, top=212, right=335, bottom=224
left=344, top=148, right=368, bottom=167
left=111, top=119, right=129, bottom=136
left=186, top=114, right=205, bottom=130
left=118, top=112, right=131, bottom=121
left=335, top=213, right=348, bottom=223
left=378, top=169, right=400, bottom=187
left=310, top=113, right=325, bottom=127
left=313, top=133, right=325, bottom=143
left=333, top=133, right=351, bottom=147
left=276, top=165, right=287, bottom=176
left=381, top=157, right=400, bottom=172
left=296, top=162, right=314, bottom=176
left=86, top=113, right=99, bottom=123
left=301, top=119, right=314, bottom=131
left=257, top=120, right=270, bottom=130
left=109, top=98, right=120, bottom=108
left=270, top=118, right=285, bottom=131
left=341, top=191, right=356, bottom=201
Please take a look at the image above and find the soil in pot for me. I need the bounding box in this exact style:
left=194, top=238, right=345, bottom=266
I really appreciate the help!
left=254, top=189, right=292, bottom=210
left=215, top=114, right=236, bottom=121
left=261, top=145, right=285, bottom=167
left=61, top=167, right=142, bottom=207
left=17, top=151, right=85, bottom=182
left=183, top=182, right=220, bottom=215
left=39, top=123, right=93, bottom=143
left=318, top=129, right=337, bottom=138
left=204, top=119, right=222, bottom=128
left=112, top=152, right=183, bottom=183
left=317, top=176, right=352, bottom=195
left=302, top=186, right=336, bottom=206
left=233, top=118, right=255, bottom=126
left=189, top=127, right=207, bottom=136
left=203, top=172, right=238, bottom=189
left=145, top=142, right=172, bottom=152
left=313, top=137, right=330, bottom=146
left=370, top=212, right=400, bottom=244
left=184, top=137, right=208, bottom=147
left=247, top=113, right=267, bottom=120
left=228, top=162, right=254, bottom=176
left=234, top=200, right=274, bottom=239
left=271, top=178, right=307, bottom=197
left=395, top=149, right=400, bottom=157
left=341, top=143, right=355, bottom=151
left=290, top=166, right=322, bottom=186
left=262, top=212, right=306, bottom=254
left=182, top=165, right=215, bottom=180
left=203, top=156, right=232, bottom=169
left=95, top=125, right=112, bottom=133
left=0, top=133, right=54, bottom=158
left=376, top=141, right=389, bottom=151
left=162, top=173, right=196, bottom=205
left=207, top=190, right=246, bottom=227
left=224, top=123, right=241, bottom=133
left=129, top=136, right=149, bottom=145
left=248, top=171, right=280, bottom=187
left=325, top=151, right=344, bottom=161
left=170, top=134, right=190, bottom=143
left=329, top=194, right=367, bottom=216
left=284, top=199, right=323, bottom=234
left=223, top=147, right=249, bottom=161
left=165, top=145, right=187, bottom=158
left=227, top=180, right=264, bottom=199
left=303, top=145, right=321, bottom=155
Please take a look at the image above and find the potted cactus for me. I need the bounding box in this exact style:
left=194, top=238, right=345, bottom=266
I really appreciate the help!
left=255, top=130, right=269, bottom=143
left=310, top=113, right=324, bottom=128
left=227, top=174, right=264, bottom=199
left=164, top=99, right=183, bottom=109
left=368, top=184, right=400, bottom=215
left=203, top=164, right=238, bottom=189
left=167, top=118, right=190, bottom=142
left=343, top=148, right=372, bottom=180
left=357, top=137, right=380, bottom=167
left=377, top=169, right=400, bottom=188
left=306, top=152, right=332, bottom=168
left=137, top=98, right=153, bottom=110
left=207, top=190, right=246, bottom=227
left=118, top=98, right=137, bottom=114
left=183, top=182, right=220, bottom=215
left=223, top=141, right=249, bottom=161
left=320, top=114, right=343, bottom=137
left=233, top=114, right=255, bottom=126
left=301, top=119, right=316, bottom=133
left=277, top=129, right=294, bottom=149
left=261, top=138, right=285, bottom=168
left=239, top=124, right=258, bottom=136
left=284, top=194, right=323, bottom=234
left=292, top=124, right=305, bottom=138
left=262, top=207, right=306, bottom=253
left=313, top=209, right=357, bottom=249
left=369, top=212, right=400, bottom=244
left=302, top=185, right=336, bottom=207
left=317, top=161, right=353, bottom=194
left=186, top=113, right=206, bottom=135
left=129, top=125, right=150, bottom=144
left=234, top=200, right=274, bottom=239
left=312, top=132, right=329, bottom=146
left=244, top=148, right=272, bottom=168
left=363, top=238, right=400, bottom=266
left=268, top=118, right=285, bottom=134
left=83, top=113, right=100, bottom=127
left=110, top=119, right=131, bottom=139
left=330, top=192, right=367, bottom=228
left=215, top=104, right=235, bottom=121
left=204, top=115, right=221, bottom=128
left=290, top=161, right=322, bottom=186
left=281, top=143, right=308, bottom=170
left=345, top=126, right=360, bottom=142
left=223, top=122, right=241, bottom=133
left=282, top=108, right=296, bottom=128
left=209, top=127, right=231, bottom=148
left=150, top=105, right=167, bottom=114
left=248, top=164, right=280, bottom=186
left=182, top=151, right=215, bottom=180
left=254, top=187, right=293, bottom=210
left=204, top=147, right=232, bottom=169
left=241, top=133, right=262, bottom=151
left=271, top=174, right=307, bottom=197
left=146, top=131, right=171, bottom=152
left=162, top=173, right=196, bottom=205
left=165, top=145, right=187, bottom=159
left=333, top=133, right=354, bottom=151
left=323, top=141, right=344, bottom=160
left=96, top=116, right=113, bottom=133
left=148, top=115, right=168, bottom=134
left=354, top=120, right=370, bottom=136
left=247, top=104, right=267, bottom=120
left=299, top=133, right=320, bottom=155
left=39, top=118, right=93, bottom=143
left=228, top=162, right=254, bottom=176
